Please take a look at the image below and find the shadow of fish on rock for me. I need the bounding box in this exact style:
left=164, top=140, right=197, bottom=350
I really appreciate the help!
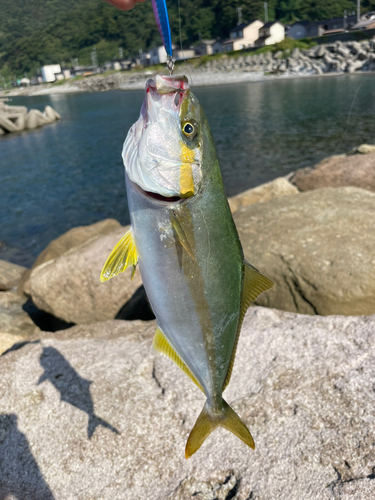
left=38, top=346, right=119, bottom=439
left=0, top=414, right=55, bottom=500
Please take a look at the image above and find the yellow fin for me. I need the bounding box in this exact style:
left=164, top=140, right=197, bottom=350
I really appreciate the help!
left=170, top=211, right=195, bottom=260
left=100, top=228, right=138, bottom=282
left=185, top=399, right=254, bottom=459
left=152, top=327, right=203, bottom=392
left=222, top=261, right=275, bottom=391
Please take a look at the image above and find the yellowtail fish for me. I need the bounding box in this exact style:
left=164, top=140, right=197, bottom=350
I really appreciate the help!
left=101, top=75, right=274, bottom=458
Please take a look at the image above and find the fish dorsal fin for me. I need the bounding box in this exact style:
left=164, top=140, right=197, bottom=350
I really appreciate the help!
left=153, top=327, right=203, bottom=392
left=222, top=261, right=275, bottom=391
left=170, top=211, right=195, bottom=260
left=100, top=227, right=138, bottom=282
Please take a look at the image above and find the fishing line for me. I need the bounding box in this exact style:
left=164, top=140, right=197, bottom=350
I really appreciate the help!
left=332, top=74, right=370, bottom=155
left=177, top=0, right=193, bottom=85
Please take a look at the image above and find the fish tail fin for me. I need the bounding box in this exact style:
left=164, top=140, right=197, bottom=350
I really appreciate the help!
left=185, top=399, right=254, bottom=459
left=88, top=414, right=120, bottom=439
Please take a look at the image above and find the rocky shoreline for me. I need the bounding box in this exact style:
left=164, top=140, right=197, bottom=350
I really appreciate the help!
left=1, top=144, right=375, bottom=498
left=2, top=39, right=375, bottom=97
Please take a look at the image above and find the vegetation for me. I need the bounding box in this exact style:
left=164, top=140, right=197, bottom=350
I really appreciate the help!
left=1, top=0, right=374, bottom=79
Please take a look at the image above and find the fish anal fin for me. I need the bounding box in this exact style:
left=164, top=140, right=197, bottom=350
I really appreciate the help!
left=170, top=211, right=195, bottom=260
left=222, top=261, right=274, bottom=391
left=152, top=327, right=203, bottom=392
left=185, top=399, right=254, bottom=459
left=100, top=227, right=138, bottom=282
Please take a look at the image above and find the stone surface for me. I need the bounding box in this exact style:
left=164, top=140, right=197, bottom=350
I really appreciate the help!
left=1, top=307, right=375, bottom=499
left=356, top=144, right=375, bottom=154
left=25, top=225, right=142, bottom=324
left=290, top=153, right=375, bottom=193
left=228, top=177, right=298, bottom=213
left=0, top=291, right=40, bottom=355
left=0, top=259, right=27, bottom=291
left=234, top=187, right=375, bottom=316
left=19, top=218, right=121, bottom=295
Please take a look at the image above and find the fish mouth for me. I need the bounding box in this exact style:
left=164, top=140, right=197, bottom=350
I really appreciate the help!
left=129, top=177, right=186, bottom=205
left=144, top=190, right=182, bottom=203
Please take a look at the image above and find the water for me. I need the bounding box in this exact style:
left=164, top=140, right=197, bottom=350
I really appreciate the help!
left=1, top=74, right=375, bottom=265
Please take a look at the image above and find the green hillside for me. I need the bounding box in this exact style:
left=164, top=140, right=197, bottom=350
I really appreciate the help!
left=1, top=0, right=373, bottom=79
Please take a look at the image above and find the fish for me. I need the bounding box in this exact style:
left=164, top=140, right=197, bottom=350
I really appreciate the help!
left=38, top=346, right=119, bottom=439
left=101, top=74, right=274, bottom=458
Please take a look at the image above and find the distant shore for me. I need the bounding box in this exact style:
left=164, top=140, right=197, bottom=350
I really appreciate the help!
left=1, top=67, right=373, bottom=98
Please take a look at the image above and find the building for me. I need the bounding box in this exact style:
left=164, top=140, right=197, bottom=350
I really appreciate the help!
left=254, top=21, right=285, bottom=46
left=288, top=14, right=358, bottom=39
left=228, top=20, right=264, bottom=50
left=212, top=39, right=224, bottom=53
left=41, top=64, right=61, bottom=83
left=148, top=45, right=178, bottom=65
left=194, top=40, right=216, bottom=56
left=172, top=47, right=195, bottom=61
left=351, top=12, right=375, bottom=30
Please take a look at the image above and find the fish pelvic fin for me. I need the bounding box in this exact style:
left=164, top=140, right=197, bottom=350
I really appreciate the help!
left=169, top=210, right=195, bottom=260
left=100, top=227, right=138, bottom=282
left=153, top=327, right=203, bottom=392
left=222, top=261, right=275, bottom=392
left=185, top=399, right=254, bottom=459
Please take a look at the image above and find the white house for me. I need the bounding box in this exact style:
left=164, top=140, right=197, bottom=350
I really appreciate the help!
left=172, top=47, right=195, bottom=60
left=228, top=20, right=264, bottom=50
left=194, top=40, right=216, bottom=56
left=149, top=45, right=177, bottom=65
left=255, top=21, right=285, bottom=46
left=41, top=64, right=61, bottom=83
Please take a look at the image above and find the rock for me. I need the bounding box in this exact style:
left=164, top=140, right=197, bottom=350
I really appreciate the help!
left=290, top=153, right=375, bottom=193
left=234, top=187, right=375, bottom=315
left=0, top=260, right=27, bottom=291
left=1, top=307, right=375, bottom=498
left=346, top=59, right=367, bottom=73
left=228, top=177, right=298, bottom=213
left=291, top=48, right=300, bottom=58
left=19, top=219, right=121, bottom=295
left=354, top=144, right=375, bottom=155
left=25, top=225, right=143, bottom=324
left=0, top=291, right=40, bottom=355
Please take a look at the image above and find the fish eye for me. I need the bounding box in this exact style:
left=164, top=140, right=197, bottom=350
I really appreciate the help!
left=182, top=121, right=197, bottom=139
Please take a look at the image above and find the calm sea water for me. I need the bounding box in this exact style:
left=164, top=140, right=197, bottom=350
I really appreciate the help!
left=1, top=74, right=375, bottom=265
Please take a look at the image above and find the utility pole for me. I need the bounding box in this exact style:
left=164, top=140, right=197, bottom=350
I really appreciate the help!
left=264, top=2, right=268, bottom=23
left=237, top=7, right=242, bottom=25
left=357, top=0, right=360, bottom=22
left=91, top=46, right=98, bottom=69
left=198, top=32, right=202, bottom=42
left=343, top=10, right=347, bottom=30
left=119, top=47, right=123, bottom=59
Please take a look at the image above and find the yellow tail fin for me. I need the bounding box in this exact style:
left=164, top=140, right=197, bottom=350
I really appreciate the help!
left=185, top=399, right=254, bottom=459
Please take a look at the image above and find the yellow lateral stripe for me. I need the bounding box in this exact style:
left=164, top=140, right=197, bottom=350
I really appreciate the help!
left=222, top=262, right=275, bottom=391
left=152, top=327, right=203, bottom=392
left=100, top=228, right=138, bottom=282
left=179, top=142, right=195, bottom=197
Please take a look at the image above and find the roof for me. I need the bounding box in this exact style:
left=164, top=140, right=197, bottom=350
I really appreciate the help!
left=261, top=21, right=285, bottom=29
left=229, top=20, right=262, bottom=32
left=200, top=39, right=216, bottom=45
left=351, top=18, right=375, bottom=29
left=255, top=35, right=270, bottom=43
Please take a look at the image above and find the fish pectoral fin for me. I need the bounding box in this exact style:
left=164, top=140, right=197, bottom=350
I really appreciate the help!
left=170, top=211, right=195, bottom=260
left=100, top=227, right=138, bottom=282
left=222, top=261, right=274, bottom=392
left=152, top=327, right=203, bottom=392
left=185, top=399, right=255, bottom=459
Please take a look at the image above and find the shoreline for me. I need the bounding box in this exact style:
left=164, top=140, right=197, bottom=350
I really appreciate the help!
left=1, top=68, right=374, bottom=98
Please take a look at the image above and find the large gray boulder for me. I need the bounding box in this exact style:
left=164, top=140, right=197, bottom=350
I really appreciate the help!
left=234, top=187, right=375, bottom=316
left=0, top=291, right=40, bottom=355
left=290, top=153, right=375, bottom=193
left=0, top=307, right=374, bottom=499
left=228, top=177, right=298, bottom=213
left=25, top=226, right=142, bottom=324
left=0, top=260, right=27, bottom=291
left=19, top=218, right=121, bottom=295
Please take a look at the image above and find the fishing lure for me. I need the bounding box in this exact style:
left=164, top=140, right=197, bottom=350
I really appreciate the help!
left=151, top=0, right=174, bottom=73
